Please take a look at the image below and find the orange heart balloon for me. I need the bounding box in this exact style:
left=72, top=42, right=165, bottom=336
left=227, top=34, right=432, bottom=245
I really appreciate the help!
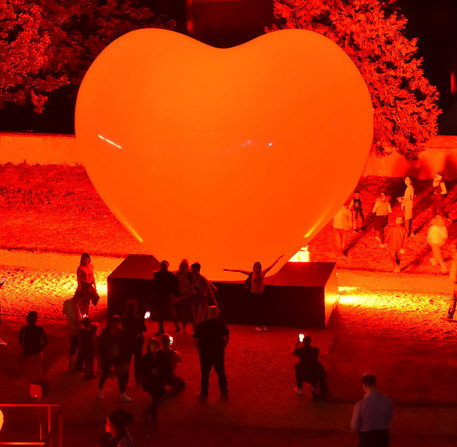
left=75, top=29, right=372, bottom=280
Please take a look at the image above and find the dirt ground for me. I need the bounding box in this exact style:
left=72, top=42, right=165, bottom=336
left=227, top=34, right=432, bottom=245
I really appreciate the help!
left=1, top=164, right=457, bottom=446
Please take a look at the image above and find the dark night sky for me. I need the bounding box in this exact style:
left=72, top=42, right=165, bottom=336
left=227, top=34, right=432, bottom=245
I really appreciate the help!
left=1, top=0, right=456, bottom=134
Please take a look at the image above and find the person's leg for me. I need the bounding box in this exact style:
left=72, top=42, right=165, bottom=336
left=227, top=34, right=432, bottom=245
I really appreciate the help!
left=213, top=353, right=228, bottom=395
left=334, top=228, right=343, bottom=254
left=68, top=335, right=78, bottom=369
left=199, top=354, right=212, bottom=396
left=448, top=287, right=457, bottom=319
left=167, top=297, right=180, bottom=332
left=294, top=362, right=304, bottom=389
left=431, top=244, right=447, bottom=272
left=98, top=359, right=111, bottom=390
left=133, top=338, right=144, bottom=385
left=156, top=300, right=165, bottom=335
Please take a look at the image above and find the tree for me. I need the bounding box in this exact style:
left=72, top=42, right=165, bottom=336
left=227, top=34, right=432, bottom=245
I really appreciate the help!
left=270, top=0, right=440, bottom=160
left=0, top=0, right=67, bottom=112
left=0, top=0, right=175, bottom=113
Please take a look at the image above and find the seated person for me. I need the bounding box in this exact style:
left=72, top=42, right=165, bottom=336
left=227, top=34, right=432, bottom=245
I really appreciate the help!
left=292, top=334, right=327, bottom=399
left=158, top=333, right=185, bottom=395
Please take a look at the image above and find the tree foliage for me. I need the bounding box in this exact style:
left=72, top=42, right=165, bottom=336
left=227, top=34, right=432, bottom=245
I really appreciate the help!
left=270, top=0, right=441, bottom=159
left=0, top=0, right=175, bottom=113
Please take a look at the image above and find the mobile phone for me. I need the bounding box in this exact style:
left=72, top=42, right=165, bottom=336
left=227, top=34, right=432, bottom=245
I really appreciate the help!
left=144, top=311, right=150, bottom=319
left=169, top=336, right=174, bottom=345
left=82, top=314, right=88, bottom=319
left=298, top=333, right=305, bottom=342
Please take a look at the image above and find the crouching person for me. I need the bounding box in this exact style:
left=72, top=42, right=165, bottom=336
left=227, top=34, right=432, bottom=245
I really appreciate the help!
left=292, top=334, right=327, bottom=399
left=158, top=333, right=185, bottom=395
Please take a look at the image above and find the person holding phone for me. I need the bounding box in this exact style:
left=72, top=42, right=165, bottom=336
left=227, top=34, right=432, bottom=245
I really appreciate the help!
left=292, top=334, right=327, bottom=399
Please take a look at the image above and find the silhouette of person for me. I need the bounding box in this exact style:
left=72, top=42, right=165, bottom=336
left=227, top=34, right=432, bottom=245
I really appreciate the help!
left=99, top=409, right=135, bottom=447
left=62, top=293, right=83, bottom=371
left=292, top=334, right=327, bottom=399
left=427, top=214, right=448, bottom=274
left=432, top=172, right=446, bottom=217
left=158, top=333, right=185, bottom=395
left=224, top=255, right=283, bottom=331
left=190, top=262, right=217, bottom=327
left=174, top=259, right=193, bottom=332
left=193, top=306, right=229, bottom=399
left=153, top=260, right=180, bottom=336
left=385, top=216, right=407, bottom=273
left=349, top=191, right=364, bottom=232
left=372, top=192, right=392, bottom=247
left=398, top=176, right=414, bottom=236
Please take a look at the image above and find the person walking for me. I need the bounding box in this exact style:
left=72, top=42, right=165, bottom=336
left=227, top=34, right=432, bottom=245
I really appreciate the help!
left=372, top=192, right=392, bottom=247
left=427, top=214, right=448, bottom=274
left=398, top=176, right=414, bottom=236
left=75, top=253, right=99, bottom=316
left=432, top=171, right=447, bottom=217
left=384, top=216, right=408, bottom=273
left=350, top=373, right=393, bottom=447
left=193, top=306, right=229, bottom=399
left=190, top=263, right=218, bottom=328
left=62, top=294, right=83, bottom=371
left=333, top=205, right=352, bottom=258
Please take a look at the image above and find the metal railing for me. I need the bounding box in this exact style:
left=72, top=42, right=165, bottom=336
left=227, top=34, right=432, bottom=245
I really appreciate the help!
left=0, top=404, right=62, bottom=447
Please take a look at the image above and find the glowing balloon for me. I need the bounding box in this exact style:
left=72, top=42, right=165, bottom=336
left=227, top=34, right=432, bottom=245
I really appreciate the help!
left=75, top=29, right=372, bottom=280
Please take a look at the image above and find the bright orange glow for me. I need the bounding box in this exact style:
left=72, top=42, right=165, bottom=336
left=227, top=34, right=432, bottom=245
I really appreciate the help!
left=289, top=246, right=310, bottom=262
left=75, top=29, right=373, bottom=280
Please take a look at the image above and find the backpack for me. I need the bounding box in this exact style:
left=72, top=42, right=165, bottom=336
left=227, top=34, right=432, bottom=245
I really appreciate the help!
left=243, top=273, right=253, bottom=292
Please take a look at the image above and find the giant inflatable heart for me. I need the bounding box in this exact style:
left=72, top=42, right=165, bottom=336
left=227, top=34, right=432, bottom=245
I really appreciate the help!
left=75, top=29, right=372, bottom=280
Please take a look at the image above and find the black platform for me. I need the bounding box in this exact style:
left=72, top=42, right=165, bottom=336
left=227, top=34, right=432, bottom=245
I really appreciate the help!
left=107, top=255, right=338, bottom=328
left=214, top=262, right=338, bottom=329
left=107, top=254, right=160, bottom=316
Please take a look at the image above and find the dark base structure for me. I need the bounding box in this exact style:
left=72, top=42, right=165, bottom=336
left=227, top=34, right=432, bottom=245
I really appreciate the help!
left=107, top=255, right=338, bottom=328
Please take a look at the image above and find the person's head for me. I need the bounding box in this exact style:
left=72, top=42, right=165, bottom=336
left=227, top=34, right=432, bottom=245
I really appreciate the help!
left=191, top=262, right=201, bottom=275
left=26, top=311, right=38, bottom=325
left=253, top=262, right=262, bottom=274
left=179, top=259, right=189, bottom=273
left=80, top=253, right=91, bottom=266
left=81, top=316, right=91, bottom=329
left=395, top=216, right=403, bottom=225
left=434, top=214, right=445, bottom=226
left=405, top=176, right=412, bottom=186
left=105, top=409, right=133, bottom=437
left=303, top=334, right=312, bottom=346
left=160, top=260, right=169, bottom=271
left=147, top=338, right=160, bottom=354
left=435, top=171, right=443, bottom=181
left=106, top=315, right=121, bottom=331
left=207, top=305, right=219, bottom=320
left=361, top=373, right=377, bottom=391
left=354, top=191, right=360, bottom=199
left=160, top=333, right=172, bottom=348
left=379, top=192, right=386, bottom=201
left=124, top=299, right=138, bottom=317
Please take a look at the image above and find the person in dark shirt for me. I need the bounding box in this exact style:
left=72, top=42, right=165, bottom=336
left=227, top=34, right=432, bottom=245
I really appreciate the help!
left=139, top=338, right=165, bottom=424
left=193, top=305, right=229, bottom=399
left=78, top=317, right=98, bottom=380
left=97, top=315, right=132, bottom=401
left=292, top=334, right=327, bottom=399
left=158, top=333, right=185, bottom=395
left=18, top=311, right=48, bottom=383
left=121, top=299, right=147, bottom=385
left=153, top=260, right=180, bottom=336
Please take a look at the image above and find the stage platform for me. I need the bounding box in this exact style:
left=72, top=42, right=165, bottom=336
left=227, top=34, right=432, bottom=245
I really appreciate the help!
left=107, top=255, right=338, bottom=328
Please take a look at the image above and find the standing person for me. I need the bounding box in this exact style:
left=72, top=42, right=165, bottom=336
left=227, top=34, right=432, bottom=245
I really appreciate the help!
left=193, top=306, right=229, bottom=399
left=448, top=241, right=457, bottom=319
left=99, top=409, right=136, bottom=447
left=432, top=171, right=447, bottom=217
left=427, top=214, right=448, bottom=274
left=97, top=315, right=132, bottom=401
left=292, top=334, right=327, bottom=399
left=139, top=338, right=165, bottom=424
left=75, top=253, right=100, bottom=316
left=224, top=255, right=283, bottom=331
left=332, top=205, right=352, bottom=258
left=153, top=260, right=180, bottom=336
left=175, top=259, right=193, bottom=332
left=79, top=318, right=98, bottom=380
left=121, top=299, right=147, bottom=386
left=157, top=333, right=185, bottom=395
left=190, top=263, right=218, bottom=327
left=18, top=311, right=48, bottom=383
left=398, top=176, right=414, bottom=236
left=62, top=294, right=83, bottom=371
left=349, top=191, right=364, bottom=232
left=372, top=192, right=392, bottom=247
left=384, top=217, right=408, bottom=273
left=350, top=373, right=393, bottom=447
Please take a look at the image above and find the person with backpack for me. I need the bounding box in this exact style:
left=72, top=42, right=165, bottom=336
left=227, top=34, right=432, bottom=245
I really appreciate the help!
left=224, top=255, right=283, bottom=331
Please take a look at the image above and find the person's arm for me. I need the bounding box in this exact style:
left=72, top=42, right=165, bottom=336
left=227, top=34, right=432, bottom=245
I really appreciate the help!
left=41, top=327, right=48, bottom=349
left=18, top=326, right=24, bottom=345
left=349, top=401, right=361, bottom=433
left=372, top=201, right=378, bottom=214
left=387, top=203, right=392, bottom=213
left=263, top=255, right=284, bottom=275
left=91, top=264, right=97, bottom=291
left=76, top=267, right=83, bottom=290
left=223, top=334, right=230, bottom=348
left=441, top=182, right=447, bottom=195
left=223, top=268, right=251, bottom=275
